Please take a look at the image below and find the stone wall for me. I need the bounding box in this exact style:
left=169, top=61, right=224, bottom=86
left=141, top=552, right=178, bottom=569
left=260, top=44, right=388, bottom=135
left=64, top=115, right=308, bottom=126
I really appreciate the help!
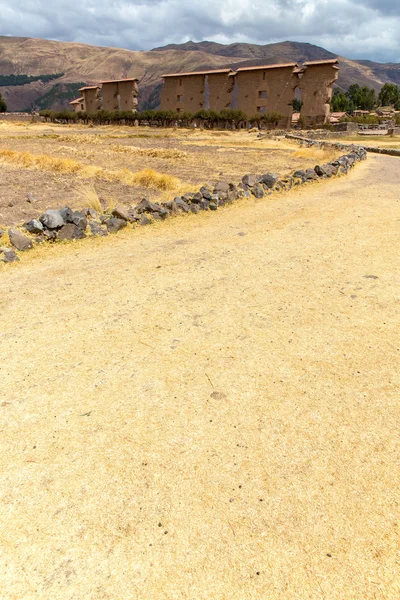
left=298, top=62, right=339, bottom=126
left=235, top=65, right=298, bottom=125
left=81, top=87, right=101, bottom=115
left=207, top=72, right=234, bottom=112
left=160, top=61, right=339, bottom=127
left=101, top=82, right=119, bottom=111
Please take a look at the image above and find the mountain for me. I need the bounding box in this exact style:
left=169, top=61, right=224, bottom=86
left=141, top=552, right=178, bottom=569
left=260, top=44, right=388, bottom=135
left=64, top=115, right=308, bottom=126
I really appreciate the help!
left=1, top=36, right=400, bottom=112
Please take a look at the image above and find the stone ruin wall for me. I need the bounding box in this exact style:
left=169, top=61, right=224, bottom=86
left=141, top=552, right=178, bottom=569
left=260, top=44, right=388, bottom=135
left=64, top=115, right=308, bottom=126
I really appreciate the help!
left=206, top=73, right=235, bottom=111
left=80, top=80, right=138, bottom=114
left=82, top=88, right=101, bottom=115
left=118, top=80, right=139, bottom=111
left=101, top=82, right=119, bottom=111
left=160, top=62, right=339, bottom=127
left=298, top=64, right=339, bottom=127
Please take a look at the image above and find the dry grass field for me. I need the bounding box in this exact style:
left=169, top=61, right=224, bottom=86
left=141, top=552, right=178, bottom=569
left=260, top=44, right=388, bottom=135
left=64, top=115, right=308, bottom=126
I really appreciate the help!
left=0, top=129, right=399, bottom=599
left=0, top=122, right=337, bottom=226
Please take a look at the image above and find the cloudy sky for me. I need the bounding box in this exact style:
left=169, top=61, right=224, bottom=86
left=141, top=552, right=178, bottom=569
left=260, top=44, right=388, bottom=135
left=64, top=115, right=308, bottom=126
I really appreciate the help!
left=1, top=0, right=399, bottom=62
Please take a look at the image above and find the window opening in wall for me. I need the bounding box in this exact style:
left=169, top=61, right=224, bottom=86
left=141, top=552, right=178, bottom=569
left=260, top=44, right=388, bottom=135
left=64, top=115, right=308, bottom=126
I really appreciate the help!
left=263, top=72, right=266, bottom=80
left=258, top=90, right=267, bottom=99
left=177, top=95, right=183, bottom=102
left=257, top=106, right=266, bottom=113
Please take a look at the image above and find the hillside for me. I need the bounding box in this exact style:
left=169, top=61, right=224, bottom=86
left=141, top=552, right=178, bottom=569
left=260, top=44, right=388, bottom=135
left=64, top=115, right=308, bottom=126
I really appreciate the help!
left=1, top=36, right=400, bottom=111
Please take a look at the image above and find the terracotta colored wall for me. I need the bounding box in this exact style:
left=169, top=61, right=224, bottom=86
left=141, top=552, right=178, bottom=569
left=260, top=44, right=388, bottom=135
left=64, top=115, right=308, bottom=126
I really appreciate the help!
left=299, top=65, right=339, bottom=126
left=161, top=75, right=205, bottom=113
left=102, top=82, right=119, bottom=111
left=118, top=81, right=138, bottom=111
left=236, top=67, right=297, bottom=125
left=207, top=73, right=234, bottom=111
left=160, top=78, right=178, bottom=111
left=83, top=89, right=101, bottom=115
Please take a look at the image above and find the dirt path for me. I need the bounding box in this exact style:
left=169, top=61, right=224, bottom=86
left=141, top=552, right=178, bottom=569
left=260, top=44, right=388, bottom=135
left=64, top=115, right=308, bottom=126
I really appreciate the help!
left=1, top=154, right=399, bottom=599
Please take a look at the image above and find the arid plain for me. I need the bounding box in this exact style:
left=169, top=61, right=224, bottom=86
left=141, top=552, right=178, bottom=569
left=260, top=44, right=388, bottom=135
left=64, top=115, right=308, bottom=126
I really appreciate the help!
left=0, top=125, right=399, bottom=599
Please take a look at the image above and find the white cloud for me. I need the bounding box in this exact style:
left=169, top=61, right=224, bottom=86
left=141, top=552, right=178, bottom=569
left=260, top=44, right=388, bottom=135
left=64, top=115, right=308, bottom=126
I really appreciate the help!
left=0, top=0, right=400, bottom=61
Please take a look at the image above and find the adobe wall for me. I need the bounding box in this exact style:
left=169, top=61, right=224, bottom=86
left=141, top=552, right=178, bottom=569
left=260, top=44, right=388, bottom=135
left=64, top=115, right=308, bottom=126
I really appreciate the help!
left=102, top=82, right=119, bottom=111
left=207, top=73, right=234, bottom=111
left=83, top=88, right=101, bottom=115
left=236, top=67, right=297, bottom=124
left=180, top=75, right=205, bottom=113
left=118, top=81, right=138, bottom=111
left=299, top=65, right=339, bottom=126
left=160, top=78, right=178, bottom=111
left=161, top=75, right=205, bottom=113
left=235, top=70, right=262, bottom=117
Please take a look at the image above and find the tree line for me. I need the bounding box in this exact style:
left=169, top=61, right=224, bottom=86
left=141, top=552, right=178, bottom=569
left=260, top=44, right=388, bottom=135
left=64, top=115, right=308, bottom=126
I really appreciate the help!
left=331, top=83, right=400, bottom=112
left=39, top=108, right=285, bottom=128
left=0, top=73, right=64, bottom=87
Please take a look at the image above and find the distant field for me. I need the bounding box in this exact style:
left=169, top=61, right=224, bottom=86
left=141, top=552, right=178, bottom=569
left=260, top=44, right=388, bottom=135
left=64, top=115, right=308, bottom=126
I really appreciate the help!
left=0, top=121, right=339, bottom=226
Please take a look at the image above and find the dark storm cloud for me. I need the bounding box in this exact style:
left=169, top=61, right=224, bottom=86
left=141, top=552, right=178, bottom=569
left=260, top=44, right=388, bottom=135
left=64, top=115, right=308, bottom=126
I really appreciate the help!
left=1, top=0, right=400, bottom=62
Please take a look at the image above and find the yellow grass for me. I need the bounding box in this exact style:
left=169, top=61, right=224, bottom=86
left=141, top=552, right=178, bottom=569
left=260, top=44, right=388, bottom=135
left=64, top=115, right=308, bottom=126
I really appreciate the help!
left=75, top=183, right=102, bottom=213
left=0, top=148, right=182, bottom=191
left=293, top=146, right=339, bottom=162
left=110, top=145, right=187, bottom=159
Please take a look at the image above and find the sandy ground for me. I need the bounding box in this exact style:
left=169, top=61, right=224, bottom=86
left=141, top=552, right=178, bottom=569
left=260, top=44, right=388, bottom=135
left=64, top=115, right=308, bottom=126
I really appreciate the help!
left=0, top=154, right=399, bottom=599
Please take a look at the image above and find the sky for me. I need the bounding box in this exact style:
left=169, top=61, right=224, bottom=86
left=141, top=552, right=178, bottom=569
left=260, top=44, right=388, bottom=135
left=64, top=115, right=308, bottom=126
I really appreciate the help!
left=1, top=0, right=400, bottom=63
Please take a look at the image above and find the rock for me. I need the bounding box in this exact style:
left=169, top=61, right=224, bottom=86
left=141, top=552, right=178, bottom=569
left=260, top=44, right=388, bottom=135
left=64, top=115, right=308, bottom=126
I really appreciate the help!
left=161, top=201, right=179, bottom=215
left=209, top=202, right=218, bottom=210
left=214, top=181, right=230, bottom=194
left=90, top=221, right=108, bottom=237
left=106, top=218, right=127, bottom=233
left=259, top=173, right=279, bottom=188
left=139, top=214, right=152, bottom=226
left=199, top=200, right=210, bottom=210
left=315, top=165, right=327, bottom=177
left=43, top=229, right=57, bottom=241
left=1, top=248, right=19, bottom=262
left=242, top=174, right=259, bottom=187
left=40, top=209, right=65, bottom=229
left=0, top=229, right=5, bottom=238
left=200, top=186, right=212, bottom=200
left=83, top=207, right=99, bottom=219
left=293, top=170, right=306, bottom=180
left=112, top=205, right=130, bottom=221
left=305, top=169, right=318, bottom=180
left=136, top=198, right=163, bottom=213
left=57, top=223, right=87, bottom=240
left=174, top=198, right=190, bottom=212
left=59, top=207, right=73, bottom=222
left=26, top=192, right=38, bottom=204
left=190, top=204, right=200, bottom=214
left=69, top=211, right=87, bottom=230
left=251, top=183, right=264, bottom=198
left=127, top=208, right=141, bottom=222
left=8, top=228, right=33, bottom=251
left=24, top=219, right=44, bottom=234
left=182, top=193, right=194, bottom=203
left=191, top=192, right=203, bottom=203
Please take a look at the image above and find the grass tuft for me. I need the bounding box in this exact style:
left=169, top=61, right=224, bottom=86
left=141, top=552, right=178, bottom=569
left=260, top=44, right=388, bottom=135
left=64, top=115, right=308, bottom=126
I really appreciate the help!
left=76, top=183, right=102, bottom=213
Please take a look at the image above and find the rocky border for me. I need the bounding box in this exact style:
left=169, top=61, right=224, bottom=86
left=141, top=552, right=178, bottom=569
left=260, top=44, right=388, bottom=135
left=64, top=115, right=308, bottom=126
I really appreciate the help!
left=0, top=142, right=367, bottom=263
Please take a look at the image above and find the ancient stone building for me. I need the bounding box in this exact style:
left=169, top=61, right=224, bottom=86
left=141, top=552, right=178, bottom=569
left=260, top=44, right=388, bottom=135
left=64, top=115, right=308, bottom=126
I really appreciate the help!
left=234, top=63, right=299, bottom=125
left=100, top=78, right=139, bottom=112
left=160, top=60, right=340, bottom=127
left=69, top=97, right=84, bottom=112
left=162, top=69, right=236, bottom=113
left=297, top=59, right=339, bottom=126
left=79, top=86, right=101, bottom=115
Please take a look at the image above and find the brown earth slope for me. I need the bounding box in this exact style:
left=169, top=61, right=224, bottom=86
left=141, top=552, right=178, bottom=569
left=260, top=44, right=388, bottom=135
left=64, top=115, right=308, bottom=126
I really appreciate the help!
left=0, top=153, right=399, bottom=599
